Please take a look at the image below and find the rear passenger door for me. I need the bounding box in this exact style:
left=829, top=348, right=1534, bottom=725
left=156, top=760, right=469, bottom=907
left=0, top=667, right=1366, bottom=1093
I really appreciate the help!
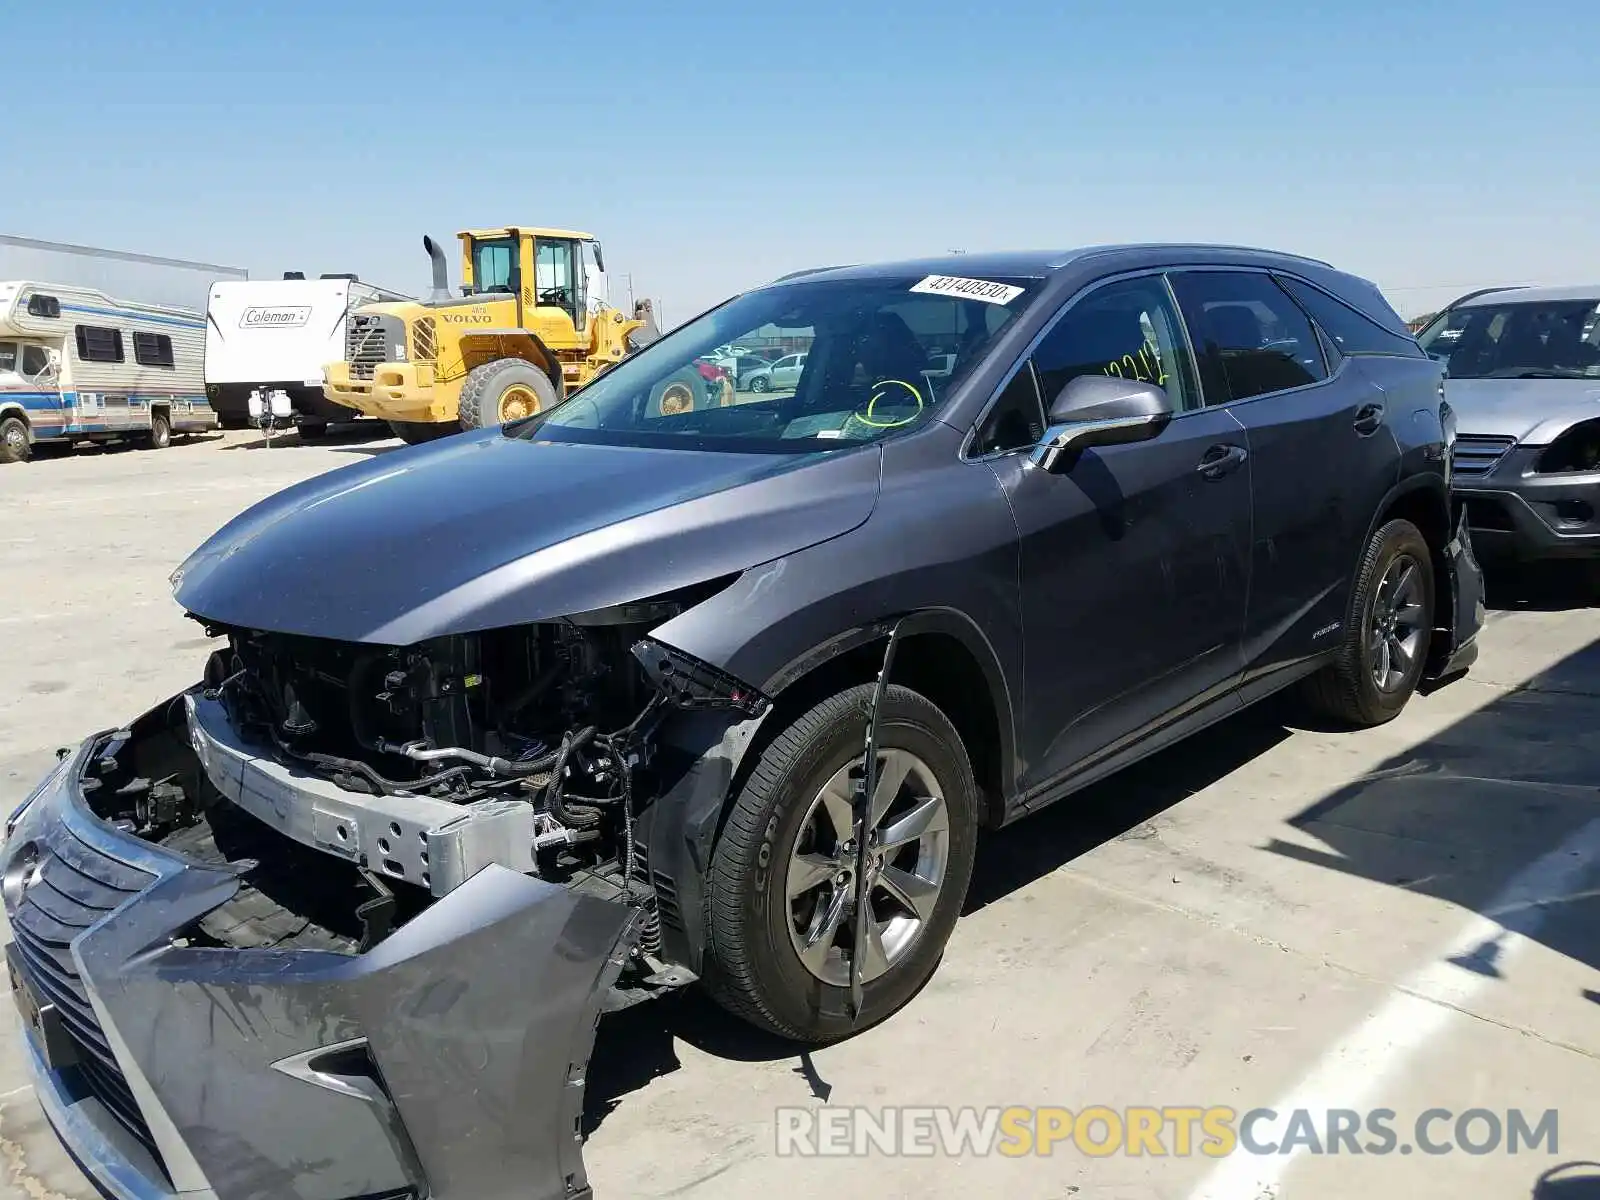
left=1168, top=270, right=1400, bottom=685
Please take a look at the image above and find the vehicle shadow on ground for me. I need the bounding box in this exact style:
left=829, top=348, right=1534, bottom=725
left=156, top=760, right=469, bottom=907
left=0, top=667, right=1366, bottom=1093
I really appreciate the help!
left=222, top=424, right=391, bottom=452
left=26, top=432, right=225, bottom=463
left=583, top=701, right=1299, bottom=1133
left=1484, top=560, right=1597, bottom=612
left=1261, top=632, right=1600, bottom=1024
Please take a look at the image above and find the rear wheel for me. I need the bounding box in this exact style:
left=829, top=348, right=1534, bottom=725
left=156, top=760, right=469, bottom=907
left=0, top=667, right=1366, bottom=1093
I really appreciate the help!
left=387, top=420, right=456, bottom=445
left=0, top=416, right=30, bottom=464
left=458, top=358, right=559, bottom=431
left=142, top=410, right=171, bottom=450
left=1303, top=518, right=1435, bottom=726
left=705, top=684, right=979, bottom=1043
left=749, top=374, right=772, bottom=393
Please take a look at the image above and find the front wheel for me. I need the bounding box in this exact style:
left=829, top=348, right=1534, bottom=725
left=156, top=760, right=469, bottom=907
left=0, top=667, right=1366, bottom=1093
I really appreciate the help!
left=705, top=684, right=979, bottom=1043
left=1303, top=518, right=1435, bottom=726
left=458, top=358, right=559, bottom=430
left=0, top=416, right=30, bottom=464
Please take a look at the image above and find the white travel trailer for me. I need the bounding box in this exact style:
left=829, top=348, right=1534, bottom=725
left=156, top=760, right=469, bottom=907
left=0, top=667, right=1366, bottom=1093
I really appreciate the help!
left=0, top=280, right=214, bottom=464
left=203, top=274, right=410, bottom=434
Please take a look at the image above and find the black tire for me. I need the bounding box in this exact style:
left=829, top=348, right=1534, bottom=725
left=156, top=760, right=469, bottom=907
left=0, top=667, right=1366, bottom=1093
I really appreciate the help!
left=0, top=416, right=30, bottom=464
left=458, top=358, right=559, bottom=431
left=297, top=422, right=329, bottom=441
left=1303, top=518, right=1435, bottom=727
left=386, top=420, right=455, bottom=445
left=142, top=411, right=171, bottom=450
left=749, top=374, right=772, bottom=393
left=704, top=684, right=979, bottom=1043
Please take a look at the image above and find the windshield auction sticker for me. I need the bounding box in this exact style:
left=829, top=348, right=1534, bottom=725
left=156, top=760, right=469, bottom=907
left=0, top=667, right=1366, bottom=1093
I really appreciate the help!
left=909, top=275, right=1025, bottom=305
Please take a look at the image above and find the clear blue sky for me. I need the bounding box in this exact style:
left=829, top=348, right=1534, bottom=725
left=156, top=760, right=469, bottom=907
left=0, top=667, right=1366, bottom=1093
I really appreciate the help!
left=3, top=1, right=1595, bottom=320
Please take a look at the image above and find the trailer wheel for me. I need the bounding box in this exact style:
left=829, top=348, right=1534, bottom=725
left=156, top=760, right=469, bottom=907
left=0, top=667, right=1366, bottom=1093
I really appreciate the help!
left=705, top=683, right=979, bottom=1043
left=0, top=416, right=30, bottom=464
left=139, top=410, right=172, bottom=451
left=459, top=359, right=559, bottom=431
left=297, top=422, right=329, bottom=441
left=387, top=420, right=456, bottom=445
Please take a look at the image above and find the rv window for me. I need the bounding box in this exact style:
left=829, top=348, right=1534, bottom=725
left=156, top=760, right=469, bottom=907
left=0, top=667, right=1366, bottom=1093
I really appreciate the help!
left=26, top=294, right=61, bottom=319
left=21, top=345, right=51, bottom=378
left=0, top=342, right=16, bottom=373
left=133, top=331, right=175, bottom=368
left=75, top=325, right=125, bottom=364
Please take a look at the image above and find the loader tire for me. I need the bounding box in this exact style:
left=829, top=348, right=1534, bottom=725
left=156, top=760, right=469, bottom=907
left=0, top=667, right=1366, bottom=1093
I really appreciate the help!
left=459, top=358, right=559, bottom=431
left=704, top=684, right=978, bottom=1044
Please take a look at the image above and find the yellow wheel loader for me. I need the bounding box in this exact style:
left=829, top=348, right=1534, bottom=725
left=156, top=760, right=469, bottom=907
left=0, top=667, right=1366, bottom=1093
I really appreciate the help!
left=323, top=228, right=714, bottom=443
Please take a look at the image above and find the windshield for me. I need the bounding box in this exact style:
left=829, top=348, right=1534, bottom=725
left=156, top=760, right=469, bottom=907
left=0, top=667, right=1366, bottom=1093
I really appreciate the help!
left=471, top=238, right=516, bottom=295
left=512, top=273, right=1040, bottom=453
left=1418, top=297, right=1600, bottom=380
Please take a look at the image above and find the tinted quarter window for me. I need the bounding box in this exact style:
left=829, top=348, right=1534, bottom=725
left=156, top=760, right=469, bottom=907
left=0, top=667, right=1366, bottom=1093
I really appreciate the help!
left=1170, top=271, right=1326, bottom=403
left=1277, top=275, right=1423, bottom=358
left=971, top=360, right=1045, bottom=456
left=74, top=325, right=124, bottom=363
left=133, top=331, right=175, bottom=368
left=1031, top=275, right=1199, bottom=412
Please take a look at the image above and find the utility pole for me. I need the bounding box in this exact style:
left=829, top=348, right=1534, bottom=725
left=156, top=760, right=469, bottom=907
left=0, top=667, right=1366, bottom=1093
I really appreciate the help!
left=626, top=273, right=635, bottom=310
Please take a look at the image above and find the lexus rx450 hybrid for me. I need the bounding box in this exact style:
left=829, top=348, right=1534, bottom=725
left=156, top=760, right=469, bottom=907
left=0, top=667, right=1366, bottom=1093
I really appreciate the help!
left=2, top=245, right=1483, bottom=1200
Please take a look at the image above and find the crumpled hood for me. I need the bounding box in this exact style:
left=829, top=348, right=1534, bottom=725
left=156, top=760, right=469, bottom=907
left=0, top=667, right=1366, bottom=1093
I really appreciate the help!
left=1445, top=378, right=1600, bottom=445
left=174, top=429, right=882, bottom=644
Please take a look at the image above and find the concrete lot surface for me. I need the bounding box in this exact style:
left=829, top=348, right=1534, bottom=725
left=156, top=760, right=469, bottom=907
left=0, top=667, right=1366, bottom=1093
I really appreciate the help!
left=0, top=428, right=1596, bottom=1199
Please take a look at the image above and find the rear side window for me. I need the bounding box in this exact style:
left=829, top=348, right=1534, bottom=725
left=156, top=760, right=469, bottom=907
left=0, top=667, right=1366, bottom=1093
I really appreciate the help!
left=133, top=331, right=175, bottom=368
left=1277, top=276, right=1424, bottom=359
left=1169, top=272, right=1326, bottom=404
left=75, top=325, right=125, bottom=363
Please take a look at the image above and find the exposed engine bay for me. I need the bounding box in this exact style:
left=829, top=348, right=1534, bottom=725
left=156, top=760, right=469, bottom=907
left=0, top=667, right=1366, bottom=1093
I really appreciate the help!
left=81, top=599, right=767, bottom=977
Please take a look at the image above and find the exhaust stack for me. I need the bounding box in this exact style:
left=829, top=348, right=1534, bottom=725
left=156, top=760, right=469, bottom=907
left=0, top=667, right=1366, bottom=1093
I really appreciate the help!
left=422, top=235, right=451, bottom=302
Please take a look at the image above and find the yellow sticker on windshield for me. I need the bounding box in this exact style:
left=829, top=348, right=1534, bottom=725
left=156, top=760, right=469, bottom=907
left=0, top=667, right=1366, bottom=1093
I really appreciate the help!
left=910, top=275, right=1025, bottom=305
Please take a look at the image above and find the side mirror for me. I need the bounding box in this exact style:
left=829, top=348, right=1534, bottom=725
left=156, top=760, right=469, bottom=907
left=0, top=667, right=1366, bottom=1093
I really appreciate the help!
left=1030, top=375, right=1174, bottom=473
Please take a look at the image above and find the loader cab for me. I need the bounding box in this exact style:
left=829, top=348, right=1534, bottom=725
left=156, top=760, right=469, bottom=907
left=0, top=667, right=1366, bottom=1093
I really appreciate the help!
left=457, top=227, right=607, bottom=347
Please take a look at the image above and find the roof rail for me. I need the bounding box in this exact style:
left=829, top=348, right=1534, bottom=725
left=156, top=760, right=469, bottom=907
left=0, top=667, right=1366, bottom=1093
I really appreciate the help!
left=1436, top=284, right=1526, bottom=312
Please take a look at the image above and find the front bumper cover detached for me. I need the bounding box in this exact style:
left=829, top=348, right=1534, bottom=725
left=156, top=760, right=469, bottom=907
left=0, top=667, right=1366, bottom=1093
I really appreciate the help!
left=1, top=727, right=640, bottom=1200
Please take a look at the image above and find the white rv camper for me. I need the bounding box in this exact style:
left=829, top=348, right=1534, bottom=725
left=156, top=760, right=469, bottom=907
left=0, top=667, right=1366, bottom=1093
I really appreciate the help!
left=203, top=274, right=410, bottom=434
left=0, top=280, right=214, bottom=464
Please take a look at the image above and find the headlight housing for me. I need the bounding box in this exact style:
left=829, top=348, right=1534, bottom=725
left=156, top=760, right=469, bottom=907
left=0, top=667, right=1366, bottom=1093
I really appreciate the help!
left=1537, top=419, right=1600, bottom=474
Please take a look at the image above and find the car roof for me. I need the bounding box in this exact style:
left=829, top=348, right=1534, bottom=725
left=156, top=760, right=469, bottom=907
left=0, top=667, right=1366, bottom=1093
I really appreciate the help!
left=767, top=243, right=1337, bottom=286
left=1456, top=284, right=1600, bottom=307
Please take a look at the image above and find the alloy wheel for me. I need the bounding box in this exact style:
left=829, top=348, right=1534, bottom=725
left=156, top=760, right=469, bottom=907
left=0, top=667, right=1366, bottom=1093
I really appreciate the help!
left=1368, top=553, right=1427, bottom=692
left=785, top=749, right=950, bottom=987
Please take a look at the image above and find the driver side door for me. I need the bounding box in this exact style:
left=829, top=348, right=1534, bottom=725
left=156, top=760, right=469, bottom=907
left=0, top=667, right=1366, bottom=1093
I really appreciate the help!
left=978, top=272, right=1254, bottom=798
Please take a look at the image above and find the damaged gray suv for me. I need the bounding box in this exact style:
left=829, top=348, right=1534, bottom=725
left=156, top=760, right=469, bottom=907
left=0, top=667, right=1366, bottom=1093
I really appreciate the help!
left=3, top=245, right=1484, bottom=1200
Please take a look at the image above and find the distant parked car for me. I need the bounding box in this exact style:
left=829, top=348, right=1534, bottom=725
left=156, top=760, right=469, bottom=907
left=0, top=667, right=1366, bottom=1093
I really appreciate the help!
left=1416, top=285, right=1600, bottom=571
left=744, top=351, right=807, bottom=392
